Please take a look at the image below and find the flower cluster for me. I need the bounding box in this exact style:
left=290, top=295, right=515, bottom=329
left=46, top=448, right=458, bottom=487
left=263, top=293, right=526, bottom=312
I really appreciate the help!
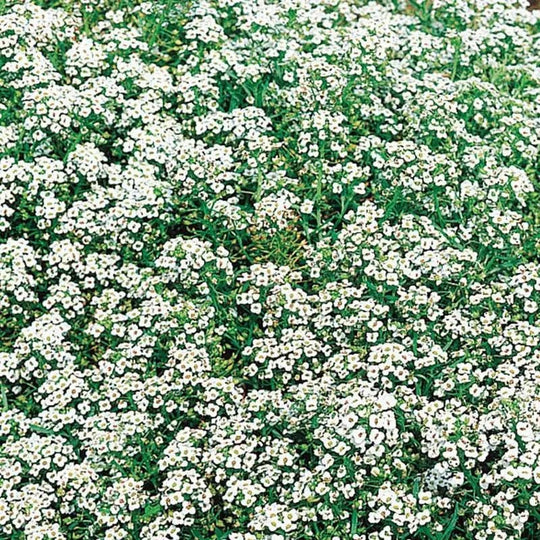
left=0, top=0, right=539, bottom=539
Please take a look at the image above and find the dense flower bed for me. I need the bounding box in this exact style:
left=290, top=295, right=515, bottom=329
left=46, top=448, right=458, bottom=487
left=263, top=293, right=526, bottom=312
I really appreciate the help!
left=0, top=0, right=539, bottom=538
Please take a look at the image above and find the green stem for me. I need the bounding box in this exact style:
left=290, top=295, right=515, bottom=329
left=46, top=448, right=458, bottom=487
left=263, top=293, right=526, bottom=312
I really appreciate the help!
left=148, top=0, right=175, bottom=50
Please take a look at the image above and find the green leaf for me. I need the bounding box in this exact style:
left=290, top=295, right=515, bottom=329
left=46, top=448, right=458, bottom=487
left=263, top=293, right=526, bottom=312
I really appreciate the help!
left=440, top=504, right=461, bottom=540
left=143, top=503, right=162, bottom=519
left=28, top=424, right=56, bottom=435
left=351, top=508, right=358, bottom=535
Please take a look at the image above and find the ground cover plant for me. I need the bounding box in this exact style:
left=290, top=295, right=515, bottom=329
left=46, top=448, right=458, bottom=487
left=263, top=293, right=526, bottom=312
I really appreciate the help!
left=0, top=0, right=539, bottom=538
